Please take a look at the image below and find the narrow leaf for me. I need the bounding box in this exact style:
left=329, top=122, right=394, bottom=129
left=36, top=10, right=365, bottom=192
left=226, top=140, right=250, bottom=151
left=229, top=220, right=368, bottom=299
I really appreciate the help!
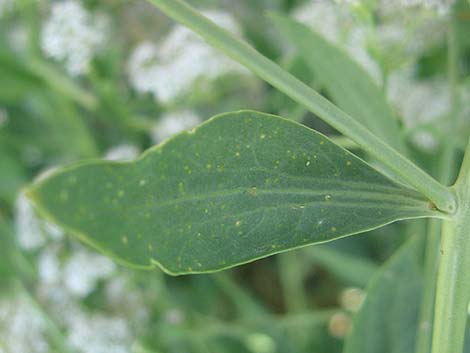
left=305, top=245, right=378, bottom=287
left=28, top=111, right=438, bottom=275
left=271, top=14, right=405, bottom=153
left=343, top=235, right=423, bottom=353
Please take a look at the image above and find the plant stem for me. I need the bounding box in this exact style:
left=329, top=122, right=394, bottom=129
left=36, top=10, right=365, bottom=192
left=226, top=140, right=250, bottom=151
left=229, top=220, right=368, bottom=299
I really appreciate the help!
left=431, top=144, right=470, bottom=353
left=212, top=272, right=266, bottom=319
left=146, top=0, right=456, bottom=214
left=278, top=252, right=308, bottom=313
left=415, top=219, right=440, bottom=353
left=424, top=11, right=462, bottom=353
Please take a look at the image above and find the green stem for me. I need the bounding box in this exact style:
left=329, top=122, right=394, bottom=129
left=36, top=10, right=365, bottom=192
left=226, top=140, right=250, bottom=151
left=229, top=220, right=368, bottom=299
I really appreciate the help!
left=425, top=11, right=463, bottom=353
left=278, top=252, right=308, bottom=313
left=431, top=143, right=470, bottom=353
left=212, top=272, right=266, bottom=319
left=27, top=59, right=98, bottom=110
left=146, top=0, right=456, bottom=214
left=415, top=219, right=440, bottom=353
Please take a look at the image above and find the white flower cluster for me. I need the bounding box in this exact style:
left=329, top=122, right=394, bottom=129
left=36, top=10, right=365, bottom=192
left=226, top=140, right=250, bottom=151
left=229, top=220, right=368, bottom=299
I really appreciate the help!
left=128, top=10, right=249, bottom=103
left=0, top=296, right=49, bottom=353
left=67, top=313, right=131, bottom=353
left=377, top=2, right=448, bottom=64
left=387, top=67, right=450, bottom=151
left=387, top=68, right=450, bottom=128
left=63, top=250, right=116, bottom=297
left=105, top=275, right=149, bottom=323
left=15, top=193, right=48, bottom=250
left=380, top=0, right=456, bottom=16
left=292, top=1, right=349, bottom=43
left=151, top=110, right=201, bottom=143
left=291, top=1, right=382, bottom=84
left=40, top=0, right=109, bottom=76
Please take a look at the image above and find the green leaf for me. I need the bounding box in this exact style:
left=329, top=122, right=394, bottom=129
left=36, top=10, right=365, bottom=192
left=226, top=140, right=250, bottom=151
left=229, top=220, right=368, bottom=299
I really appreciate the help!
left=305, top=244, right=378, bottom=287
left=147, top=0, right=455, bottom=214
left=0, top=220, right=17, bottom=291
left=343, top=235, right=423, bottom=353
left=0, top=149, right=27, bottom=204
left=27, top=111, right=438, bottom=275
left=271, top=14, right=405, bottom=153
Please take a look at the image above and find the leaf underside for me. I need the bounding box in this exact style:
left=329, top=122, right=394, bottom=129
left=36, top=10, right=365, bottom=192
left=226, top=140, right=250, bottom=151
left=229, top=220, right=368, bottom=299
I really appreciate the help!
left=28, top=111, right=437, bottom=275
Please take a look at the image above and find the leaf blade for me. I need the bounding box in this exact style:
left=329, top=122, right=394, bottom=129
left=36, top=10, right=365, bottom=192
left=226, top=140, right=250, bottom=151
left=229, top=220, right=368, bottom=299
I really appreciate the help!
left=28, top=111, right=438, bottom=275
left=343, top=235, right=423, bottom=353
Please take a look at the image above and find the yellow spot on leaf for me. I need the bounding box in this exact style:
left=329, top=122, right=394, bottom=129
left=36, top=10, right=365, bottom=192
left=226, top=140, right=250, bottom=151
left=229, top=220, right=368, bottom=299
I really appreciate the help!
left=248, top=187, right=257, bottom=196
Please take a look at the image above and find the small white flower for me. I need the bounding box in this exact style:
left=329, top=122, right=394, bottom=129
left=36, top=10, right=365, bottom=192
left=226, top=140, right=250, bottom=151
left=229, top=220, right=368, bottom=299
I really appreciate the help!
left=40, top=0, right=109, bottom=76
left=67, top=313, right=131, bottom=353
left=291, top=1, right=382, bottom=84
left=151, top=110, right=201, bottom=143
left=387, top=67, right=450, bottom=128
left=382, top=0, right=456, bottom=16
left=128, top=9, right=249, bottom=103
left=104, top=144, right=140, bottom=161
left=63, top=250, right=116, bottom=297
left=0, top=296, right=49, bottom=353
left=105, top=275, right=148, bottom=323
left=292, top=1, right=348, bottom=43
left=412, top=131, right=440, bottom=152
left=38, top=246, right=61, bottom=284
left=43, top=221, right=64, bottom=241
left=15, top=193, right=46, bottom=251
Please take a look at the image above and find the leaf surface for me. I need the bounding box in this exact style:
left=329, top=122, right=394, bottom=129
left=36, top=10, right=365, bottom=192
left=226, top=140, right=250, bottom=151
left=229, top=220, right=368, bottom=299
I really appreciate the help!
left=343, top=235, right=423, bottom=353
left=271, top=15, right=405, bottom=152
left=28, top=111, right=437, bottom=274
